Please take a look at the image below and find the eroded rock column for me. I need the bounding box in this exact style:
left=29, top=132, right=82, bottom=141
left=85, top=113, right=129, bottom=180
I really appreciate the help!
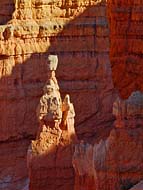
left=28, top=55, right=77, bottom=190
left=0, top=1, right=115, bottom=189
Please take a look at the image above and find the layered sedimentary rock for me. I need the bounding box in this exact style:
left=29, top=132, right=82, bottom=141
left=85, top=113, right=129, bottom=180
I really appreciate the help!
left=28, top=55, right=77, bottom=190
left=0, top=1, right=115, bottom=188
left=73, top=91, right=143, bottom=190
left=1, top=0, right=143, bottom=190
left=107, top=0, right=143, bottom=98
left=0, top=0, right=115, bottom=142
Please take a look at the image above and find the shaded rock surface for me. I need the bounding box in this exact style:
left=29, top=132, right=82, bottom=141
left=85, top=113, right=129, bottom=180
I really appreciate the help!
left=0, top=140, right=30, bottom=190
left=107, top=0, right=143, bottom=98
left=130, top=181, right=143, bottom=190
left=0, top=0, right=115, bottom=142
left=73, top=91, right=143, bottom=190
left=0, top=1, right=116, bottom=189
left=1, top=0, right=143, bottom=190
left=0, top=1, right=15, bottom=25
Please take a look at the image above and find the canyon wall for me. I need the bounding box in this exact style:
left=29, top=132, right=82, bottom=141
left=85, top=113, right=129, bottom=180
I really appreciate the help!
left=0, top=0, right=143, bottom=190
left=73, top=91, right=143, bottom=190
left=0, top=0, right=115, bottom=142
left=71, top=0, right=143, bottom=188
left=108, top=0, right=143, bottom=98
left=0, top=0, right=116, bottom=189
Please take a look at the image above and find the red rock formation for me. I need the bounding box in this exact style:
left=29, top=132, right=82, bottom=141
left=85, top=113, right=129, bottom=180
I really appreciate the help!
left=1, top=0, right=143, bottom=190
left=0, top=0, right=115, bottom=142
left=28, top=55, right=77, bottom=190
left=0, top=1, right=116, bottom=189
left=0, top=140, right=30, bottom=190
left=73, top=91, right=143, bottom=190
left=107, top=0, right=143, bottom=98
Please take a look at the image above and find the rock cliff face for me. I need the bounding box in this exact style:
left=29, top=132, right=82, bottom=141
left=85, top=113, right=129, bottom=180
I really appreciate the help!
left=0, top=140, right=29, bottom=190
left=0, top=0, right=143, bottom=190
left=0, top=1, right=116, bottom=189
left=0, top=0, right=115, bottom=142
left=108, top=0, right=143, bottom=98
left=73, top=91, right=143, bottom=190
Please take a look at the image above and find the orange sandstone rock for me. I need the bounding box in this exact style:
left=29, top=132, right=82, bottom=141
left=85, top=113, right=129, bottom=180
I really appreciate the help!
left=28, top=55, right=77, bottom=190
left=0, top=1, right=115, bottom=189
left=0, top=0, right=115, bottom=142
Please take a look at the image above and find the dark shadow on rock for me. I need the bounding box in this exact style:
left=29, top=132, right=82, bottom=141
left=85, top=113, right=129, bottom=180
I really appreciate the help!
left=0, top=139, right=30, bottom=190
left=47, top=2, right=116, bottom=141
left=0, top=53, right=50, bottom=142
left=0, top=1, right=15, bottom=25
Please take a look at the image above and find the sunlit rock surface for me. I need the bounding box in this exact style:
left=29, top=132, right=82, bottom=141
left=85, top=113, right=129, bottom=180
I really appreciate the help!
left=28, top=55, right=77, bottom=190
left=0, top=0, right=143, bottom=190
left=0, top=1, right=116, bottom=189
left=0, top=0, right=115, bottom=142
